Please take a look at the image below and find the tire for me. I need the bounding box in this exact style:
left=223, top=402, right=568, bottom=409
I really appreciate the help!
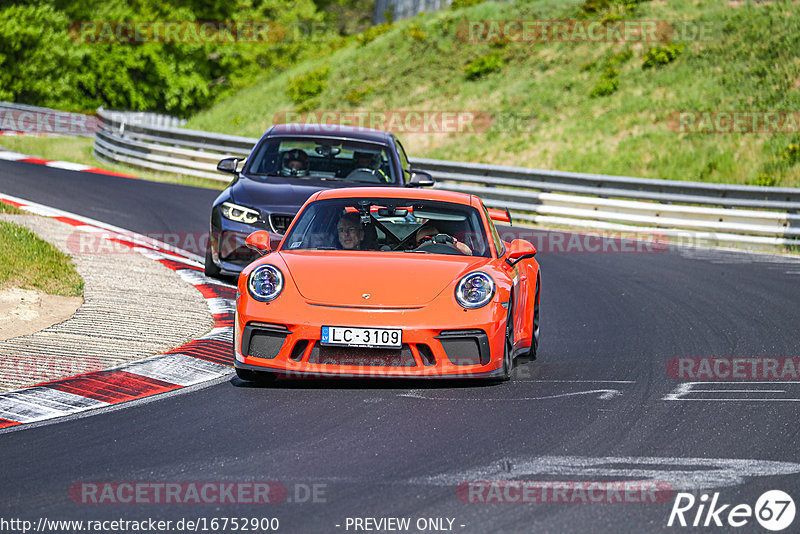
left=528, top=277, right=540, bottom=360
left=235, top=367, right=275, bottom=384
left=204, top=247, right=222, bottom=278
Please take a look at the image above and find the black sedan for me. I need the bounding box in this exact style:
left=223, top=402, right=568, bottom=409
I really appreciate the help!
left=205, top=123, right=434, bottom=277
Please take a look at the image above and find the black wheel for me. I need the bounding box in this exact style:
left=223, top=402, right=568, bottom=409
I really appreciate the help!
left=235, top=367, right=275, bottom=384
left=204, top=247, right=222, bottom=278
left=528, top=277, right=540, bottom=360
left=501, top=298, right=514, bottom=381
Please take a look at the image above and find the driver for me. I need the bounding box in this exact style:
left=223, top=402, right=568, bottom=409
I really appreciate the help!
left=416, top=224, right=472, bottom=255
left=281, top=149, right=309, bottom=177
left=352, top=151, right=388, bottom=182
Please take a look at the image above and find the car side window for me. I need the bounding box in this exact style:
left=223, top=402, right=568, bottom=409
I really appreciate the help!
left=396, top=140, right=410, bottom=181
left=483, top=205, right=505, bottom=258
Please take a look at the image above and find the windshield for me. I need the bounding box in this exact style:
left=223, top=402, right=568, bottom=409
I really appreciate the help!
left=245, top=137, right=397, bottom=184
left=281, top=198, right=491, bottom=257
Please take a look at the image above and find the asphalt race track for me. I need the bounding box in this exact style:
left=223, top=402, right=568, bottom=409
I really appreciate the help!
left=1, top=159, right=799, bottom=533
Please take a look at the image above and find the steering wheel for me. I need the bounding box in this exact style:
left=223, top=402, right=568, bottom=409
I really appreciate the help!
left=415, top=233, right=464, bottom=255
left=345, top=168, right=383, bottom=183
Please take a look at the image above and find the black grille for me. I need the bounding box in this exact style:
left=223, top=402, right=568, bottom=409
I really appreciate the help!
left=243, top=323, right=289, bottom=359
left=290, top=340, right=309, bottom=361
left=417, top=344, right=436, bottom=366
left=436, top=330, right=491, bottom=366
left=309, top=343, right=416, bottom=367
left=270, top=214, right=294, bottom=234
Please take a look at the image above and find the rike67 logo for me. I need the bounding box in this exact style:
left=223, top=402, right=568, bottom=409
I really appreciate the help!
left=668, top=490, right=795, bottom=531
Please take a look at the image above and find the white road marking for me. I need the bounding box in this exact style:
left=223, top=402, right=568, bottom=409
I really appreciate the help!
left=399, top=389, right=623, bottom=401
left=664, top=381, right=800, bottom=401
left=411, top=456, right=800, bottom=491
left=515, top=379, right=635, bottom=383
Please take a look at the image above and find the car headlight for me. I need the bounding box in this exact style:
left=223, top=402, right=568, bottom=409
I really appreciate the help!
left=221, top=201, right=260, bottom=224
left=248, top=265, right=284, bottom=302
left=455, top=272, right=495, bottom=309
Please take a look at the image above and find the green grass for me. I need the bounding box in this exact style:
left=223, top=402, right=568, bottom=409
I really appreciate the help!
left=0, top=202, right=23, bottom=214
left=0, top=136, right=227, bottom=190
left=0, top=220, right=84, bottom=296
left=186, top=0, right=800, bottom=187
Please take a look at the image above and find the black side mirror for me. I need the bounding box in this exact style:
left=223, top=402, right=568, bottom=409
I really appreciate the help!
left=406, top=170, right=435, bottom=187
left=217, top=157, right=241, bottom=174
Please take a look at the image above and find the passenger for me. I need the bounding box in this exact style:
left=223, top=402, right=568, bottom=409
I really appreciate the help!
left=336, top=213, right=366, bottom=250
left=416, top=224, right=472, bottom=255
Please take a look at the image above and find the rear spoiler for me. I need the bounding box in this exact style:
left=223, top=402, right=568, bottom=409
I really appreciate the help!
left=487, top=208, right=512, bottom=226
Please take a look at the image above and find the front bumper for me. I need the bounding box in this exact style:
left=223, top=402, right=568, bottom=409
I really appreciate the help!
left=234, top=298, right=508, bottom=379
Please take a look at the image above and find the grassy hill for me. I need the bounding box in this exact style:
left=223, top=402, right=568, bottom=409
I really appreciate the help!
left=186, top=0, right=800, bottom=187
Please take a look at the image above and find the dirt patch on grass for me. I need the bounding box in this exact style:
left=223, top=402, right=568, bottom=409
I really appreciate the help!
left=0, top=287, right=82, bottom=340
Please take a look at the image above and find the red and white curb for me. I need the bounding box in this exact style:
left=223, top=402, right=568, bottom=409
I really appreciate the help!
left=0, top=193, right=236, bottom=431
left=0, top=148, right=137, bottom=178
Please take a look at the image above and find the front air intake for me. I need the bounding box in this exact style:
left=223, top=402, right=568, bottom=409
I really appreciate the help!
left=242, top=323, right=290, bottom=359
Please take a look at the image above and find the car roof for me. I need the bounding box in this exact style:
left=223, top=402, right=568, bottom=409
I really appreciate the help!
left=267, top=123, right=394, bottom=145
left=313, top=187, right=476, bottom=206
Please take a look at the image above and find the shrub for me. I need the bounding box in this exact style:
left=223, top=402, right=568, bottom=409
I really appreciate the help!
left=451, top=0, right=485, bottom=8
left=287, top=65, right=329, bottom=104
left=642, top=43, right=684, bottom=69
left=590, top=67, right=619, bottom=97
left=581, top=0, right=649, bottom=15
left=406, top=24, right=426, bottom=42
left=751, top=173, right=777, bottom=187
left=464, top=53, right=504, bottom=80
left=356, top=23, right=392, bottom=46
left=783, top=143, right=800, bottom=165
left=344, top=86, right=372, bottom=105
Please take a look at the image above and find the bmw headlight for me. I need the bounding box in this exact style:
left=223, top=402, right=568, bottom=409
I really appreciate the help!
left=455, top=272, right=495, bottom=309
left=221, top=201, right=260, bottom=224
left=248, top=265, right=284, bottom=302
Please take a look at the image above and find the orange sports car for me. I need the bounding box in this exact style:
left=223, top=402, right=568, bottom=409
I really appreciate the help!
left=233, top=187, right=540, bottom=381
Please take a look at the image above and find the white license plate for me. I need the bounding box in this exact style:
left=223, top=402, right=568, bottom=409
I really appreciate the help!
left=321, top=326, right=402, bottom=349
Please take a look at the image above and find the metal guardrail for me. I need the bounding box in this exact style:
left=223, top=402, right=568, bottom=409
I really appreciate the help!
left=80, top=108, right=797, bottom=250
